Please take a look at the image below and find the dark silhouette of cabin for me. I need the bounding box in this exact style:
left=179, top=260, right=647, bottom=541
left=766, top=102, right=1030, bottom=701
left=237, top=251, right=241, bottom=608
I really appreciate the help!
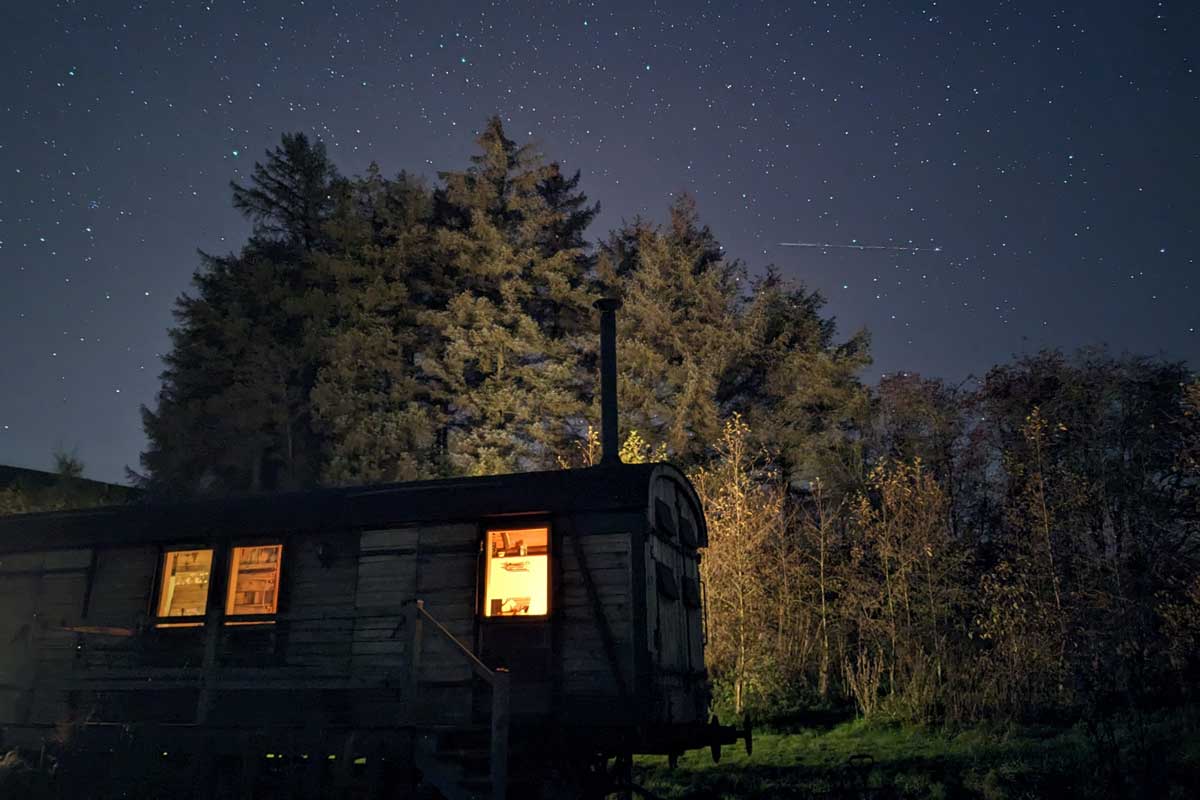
left=0, top=302, right=747, bottom=799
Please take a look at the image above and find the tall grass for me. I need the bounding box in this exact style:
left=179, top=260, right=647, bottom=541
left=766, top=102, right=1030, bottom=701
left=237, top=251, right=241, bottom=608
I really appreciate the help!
left=635, top=708, right=1200, bottom=799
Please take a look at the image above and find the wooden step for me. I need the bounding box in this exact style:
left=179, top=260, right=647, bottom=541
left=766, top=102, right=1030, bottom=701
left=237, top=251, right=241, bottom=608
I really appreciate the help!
left=434, top=748, right=490, bottom=776
left=459, top=775, right=493, bottom=795
left=434, top=728, right=490, bottom=751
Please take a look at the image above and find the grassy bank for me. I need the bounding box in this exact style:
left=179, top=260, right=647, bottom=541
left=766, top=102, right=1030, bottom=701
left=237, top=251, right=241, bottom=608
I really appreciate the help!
left=634, top=710, right=1200, bottom=799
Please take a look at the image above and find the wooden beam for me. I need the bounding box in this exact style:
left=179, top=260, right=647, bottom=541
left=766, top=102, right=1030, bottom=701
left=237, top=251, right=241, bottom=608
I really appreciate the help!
left=333, top=731, right=357, bottom=799
left=406, top=602, right=423, bottom=720
left=49, top=675, right=405, bottom=692
left=56, top=624, right=135, bottom=637
left=195, top=544, right=227, bottom=725
left=490, top=669, right=510, bottom=800
left=239, top=732, right=259, bottom=800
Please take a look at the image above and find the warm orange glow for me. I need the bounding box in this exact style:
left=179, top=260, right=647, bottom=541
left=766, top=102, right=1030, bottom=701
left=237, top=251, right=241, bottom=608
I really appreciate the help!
left=156, top=549, right=214, bottom=618
left=225, top=545, right=282, bottom=616
left=155, top=622, right=204, bottom=629
left=483, top=527, right=549, bottom=617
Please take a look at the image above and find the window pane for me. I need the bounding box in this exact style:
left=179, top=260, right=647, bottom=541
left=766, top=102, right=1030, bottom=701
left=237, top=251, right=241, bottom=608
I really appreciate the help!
left=157, top=549, right=213, bottom=618
left=226, top=545, right=283, bottom=616
left=483, top=527, right=549, bottom=617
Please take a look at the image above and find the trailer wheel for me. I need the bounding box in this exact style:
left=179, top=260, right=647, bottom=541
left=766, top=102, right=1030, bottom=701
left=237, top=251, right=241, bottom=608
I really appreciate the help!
left=708, top=716, right=721, bottom=764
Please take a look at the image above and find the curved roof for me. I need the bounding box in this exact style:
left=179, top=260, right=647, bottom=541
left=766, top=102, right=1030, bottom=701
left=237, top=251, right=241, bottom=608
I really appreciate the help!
left=0, top=463, right=704, bottom=551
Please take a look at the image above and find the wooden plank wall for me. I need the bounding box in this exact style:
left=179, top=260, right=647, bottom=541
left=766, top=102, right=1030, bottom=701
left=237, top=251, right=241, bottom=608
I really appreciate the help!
left=0, top=571, right=38, bottom=727
left=353, top=528, right=417, bottom=677
left=675, top=499, right=706, bottom=683
left=351, top=523, right=478, bottom=726
left=412, top=524, right=477, bottom=725
left=0, top=509, right=657, bottom=744
left=558, top=521, right=634, bottom=723
left=0, top=549, right=92, bottom=733
left=87, top=546, right=158, bottom=629
left=646, top=476, right=708, bottom=726
left=280, top=534, right=358, bottom=676
left=349, top=527, right=416, bottom=727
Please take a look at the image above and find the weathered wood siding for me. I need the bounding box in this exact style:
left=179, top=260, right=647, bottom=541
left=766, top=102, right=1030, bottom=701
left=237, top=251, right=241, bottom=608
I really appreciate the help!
left=0, top=570, right=38, bottom=726
left=0, top=533, right=392, bottom=742
left=557, top=514, right=634, bottom=724
left=0, top=548, right=92, bottom=732
left=313, top=522, right=480, bottom=727
left=644, top=474, right=708, bottom=726
left=0, top=468, right=702, bottom=749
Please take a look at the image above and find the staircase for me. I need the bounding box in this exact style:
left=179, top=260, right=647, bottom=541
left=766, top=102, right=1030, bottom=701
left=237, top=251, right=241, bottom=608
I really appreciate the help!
left=414, top=725, right=497, bottom=799
left=407, top=601, right=510, bottom=800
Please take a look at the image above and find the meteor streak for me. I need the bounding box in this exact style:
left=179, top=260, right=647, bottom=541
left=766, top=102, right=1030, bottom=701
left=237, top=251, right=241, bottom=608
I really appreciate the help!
left=779, top=242, right=943, bottom=253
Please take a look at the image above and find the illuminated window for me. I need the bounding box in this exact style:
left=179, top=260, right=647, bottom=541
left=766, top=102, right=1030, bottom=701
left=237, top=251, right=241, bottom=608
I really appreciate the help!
left=156, top=549, right=214, bottom=624
left=225, top=545, right=283, bottom=617
left=483, top=527, right=549, bottom=617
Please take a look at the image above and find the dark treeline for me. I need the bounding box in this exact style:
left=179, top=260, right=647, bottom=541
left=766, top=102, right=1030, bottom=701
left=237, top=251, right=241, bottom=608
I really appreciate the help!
left=697, top=358, right=1200, bottom=733
left=137, top=120, right=1199, bottom=728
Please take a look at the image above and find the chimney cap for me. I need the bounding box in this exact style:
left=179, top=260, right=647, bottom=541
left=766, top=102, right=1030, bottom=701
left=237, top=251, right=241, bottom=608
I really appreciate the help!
left=593, top=297, right=623, bottom=312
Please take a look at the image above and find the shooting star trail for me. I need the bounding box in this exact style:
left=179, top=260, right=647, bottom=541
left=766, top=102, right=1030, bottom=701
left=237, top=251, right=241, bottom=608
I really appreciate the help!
left=779, top=242, right=943, bottom=253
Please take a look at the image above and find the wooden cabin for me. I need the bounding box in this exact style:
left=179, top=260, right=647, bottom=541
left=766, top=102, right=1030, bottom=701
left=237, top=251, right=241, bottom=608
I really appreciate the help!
left=0, top=301, right=748, bottom=799
left=0, top=462, right=741, bottom=798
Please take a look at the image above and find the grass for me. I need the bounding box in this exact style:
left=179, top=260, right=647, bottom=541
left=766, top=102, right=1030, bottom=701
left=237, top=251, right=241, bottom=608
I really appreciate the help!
left=633, top=710, right=1200, bottom=799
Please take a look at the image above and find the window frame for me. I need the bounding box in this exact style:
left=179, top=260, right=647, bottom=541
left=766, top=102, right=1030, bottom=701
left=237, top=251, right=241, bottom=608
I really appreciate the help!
left=222, top=541, right=285, bottom=626
left=151, top=539, right=287, bottom=630
left=479, top=521, right=552, bottom=621
left=153, top=545, right=217, bottom=629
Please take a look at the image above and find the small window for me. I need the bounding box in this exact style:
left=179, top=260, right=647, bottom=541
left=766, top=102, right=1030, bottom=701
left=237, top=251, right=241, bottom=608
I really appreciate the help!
left=655, top=561, right=679, bottom=602
left=156, top=549, right=214, bottom=625
left=225, top=545, right=283, bottom=617
left=483, top=526, right=549, bottom=617
left=679, top=515, right=698, bottom=548
left=654, top=498, right=677, bottom=538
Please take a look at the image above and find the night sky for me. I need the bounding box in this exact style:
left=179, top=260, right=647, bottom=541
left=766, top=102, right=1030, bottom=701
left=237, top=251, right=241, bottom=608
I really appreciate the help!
left=1, top=1, right=1196, bottom=484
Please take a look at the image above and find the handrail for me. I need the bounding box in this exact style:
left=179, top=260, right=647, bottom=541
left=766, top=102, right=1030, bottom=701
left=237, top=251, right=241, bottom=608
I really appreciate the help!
left=414, top=600, right=497, bottom=684
left=409, top=599, right=509, bottom=800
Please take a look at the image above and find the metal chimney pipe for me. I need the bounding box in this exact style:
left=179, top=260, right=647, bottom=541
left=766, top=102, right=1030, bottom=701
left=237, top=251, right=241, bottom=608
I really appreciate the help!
left=594, top=298, right=623, bottom=466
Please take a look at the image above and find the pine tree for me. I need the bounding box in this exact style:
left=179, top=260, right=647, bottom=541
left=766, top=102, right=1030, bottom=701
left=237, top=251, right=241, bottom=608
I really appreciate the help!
left=141, top=253, right=306, bottom=494
left=598, top=195, right=744, bottom=465
left=420, top=117, right=597, bottom=474
left=309, top=167, right=443, bottom=484
left=231, top=132, right=341, bottom=254
left=141, top=134, right=342, bottom=495
left=730, top=270, right=872, bottom=491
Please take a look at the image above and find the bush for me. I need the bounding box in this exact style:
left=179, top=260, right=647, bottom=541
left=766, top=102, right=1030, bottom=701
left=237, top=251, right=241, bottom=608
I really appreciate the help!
left=0, top=751, right=52, bottom=800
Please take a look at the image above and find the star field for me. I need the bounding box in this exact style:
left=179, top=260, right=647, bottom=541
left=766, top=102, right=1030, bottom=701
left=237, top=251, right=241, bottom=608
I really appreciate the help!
left=1, top=0, right=1196, bottom=482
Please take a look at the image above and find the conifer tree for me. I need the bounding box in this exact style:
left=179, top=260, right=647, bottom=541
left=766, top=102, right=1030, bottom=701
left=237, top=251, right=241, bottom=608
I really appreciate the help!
left=309, top=167, right=443, bottom=484
left=420, top=117, right=597, bottom=474
left=600, top=194, right=871, bottom=478
left=231, top=132, right=341, bottom=254
left=730, top=270, right=872, bottom=491
left=141, top=134, right=342, bottom=495
left=598, top=195, right=744, bottom=464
